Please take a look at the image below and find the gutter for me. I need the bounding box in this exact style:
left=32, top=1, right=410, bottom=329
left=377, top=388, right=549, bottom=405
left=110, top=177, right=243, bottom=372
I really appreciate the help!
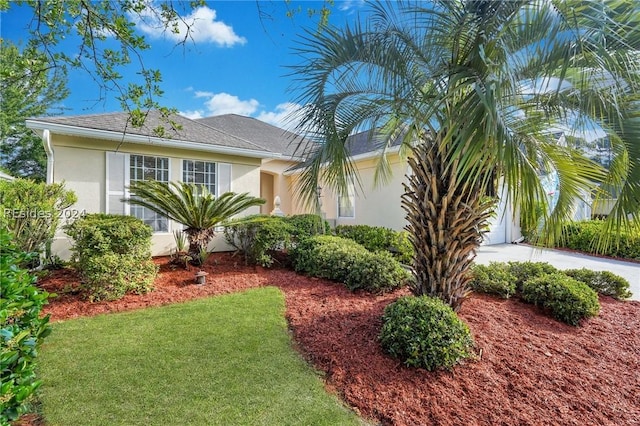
left=26, top=120, right=281, bottom=160
left=42, top=129, right=54, bottom=184
left=283, top=145, right=402, bottom=176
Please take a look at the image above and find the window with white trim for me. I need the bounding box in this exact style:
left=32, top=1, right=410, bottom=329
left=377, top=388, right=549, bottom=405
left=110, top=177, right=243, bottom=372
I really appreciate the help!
left=337, top=180, right=355, bottom=218
left=105, top=152, right=170, bottom=233
left=183, top=160, right=216, bottom=195
left=130, top=155, right=170, bottom=232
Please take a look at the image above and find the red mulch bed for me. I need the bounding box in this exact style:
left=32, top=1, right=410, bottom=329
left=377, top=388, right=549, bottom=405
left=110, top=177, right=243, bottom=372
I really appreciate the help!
left=20, top=252, right=640, bottom=426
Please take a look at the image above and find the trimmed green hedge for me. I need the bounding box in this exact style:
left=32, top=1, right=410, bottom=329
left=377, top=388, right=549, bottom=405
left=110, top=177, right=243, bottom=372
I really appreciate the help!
left=564, top=268, right=632, bottom=300
left=292, top=235, right=410, bottom=293
left=469, top=263, right=517, bottom=298
left=379, top=296, right=474, bottom=370
left=334, top=224, right=413, bottom=264
left=521, top=273, right=600, bottom=326
left=65, top=214, right=157, bottom=301
left=559, top=220, right=640, bottom=260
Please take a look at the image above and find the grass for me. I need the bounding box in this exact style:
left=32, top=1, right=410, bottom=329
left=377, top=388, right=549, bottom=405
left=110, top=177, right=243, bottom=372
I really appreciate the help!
left=37, top=287, right=364, bottom=425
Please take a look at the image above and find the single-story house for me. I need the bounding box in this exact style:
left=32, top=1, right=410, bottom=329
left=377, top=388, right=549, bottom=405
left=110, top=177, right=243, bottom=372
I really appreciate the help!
left=26, top=110, right=589, bottom=258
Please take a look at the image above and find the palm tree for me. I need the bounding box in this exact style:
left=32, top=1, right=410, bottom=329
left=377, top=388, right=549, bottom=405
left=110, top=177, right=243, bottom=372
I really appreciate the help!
left=125, top=181, right=264, bottom=264
left=290, top=0, right=640, bottom=310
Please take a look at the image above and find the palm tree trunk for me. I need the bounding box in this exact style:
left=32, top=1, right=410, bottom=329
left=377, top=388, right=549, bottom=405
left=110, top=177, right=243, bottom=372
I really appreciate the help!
left=402, top=139, right=495, bottom=311
left=184, top=227, right=216, bottom=265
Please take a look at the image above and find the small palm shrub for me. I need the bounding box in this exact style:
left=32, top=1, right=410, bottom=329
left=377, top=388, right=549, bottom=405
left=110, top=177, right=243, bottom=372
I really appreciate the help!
left=379, top=296, right=474, bottom=371
left=0, top=229, right=52, bottom=423
left=65, top=214, right=157, bottom=301
left=334, top=224, right=413, bottom=264
left=468, top=263, right=517, bottom=298
left=564, top=268, right=632, bottom=300
left=292, top=235, right=410, bottom=293
left=521, top=273, right=600, bottom=326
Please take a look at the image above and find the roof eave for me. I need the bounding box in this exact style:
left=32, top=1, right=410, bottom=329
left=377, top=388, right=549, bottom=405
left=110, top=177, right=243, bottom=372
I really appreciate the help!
left=283, top=145, right=401, bottom=176
left=25, top=120, right=280, bottom=160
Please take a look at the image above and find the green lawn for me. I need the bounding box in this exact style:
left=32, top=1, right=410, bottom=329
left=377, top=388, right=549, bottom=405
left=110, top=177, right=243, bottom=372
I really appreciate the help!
left=37, top=287, right=364, bottom=425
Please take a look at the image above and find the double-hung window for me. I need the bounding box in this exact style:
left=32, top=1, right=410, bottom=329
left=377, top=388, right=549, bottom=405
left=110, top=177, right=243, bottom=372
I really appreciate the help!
left=106, top=152, right=170, bottom=232
left=182, top=160, right=231, bottom=196
left=337, top=179, right=355, bottom=218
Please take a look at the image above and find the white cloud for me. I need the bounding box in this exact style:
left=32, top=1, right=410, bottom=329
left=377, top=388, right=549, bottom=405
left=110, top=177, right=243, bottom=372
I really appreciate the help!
left=256, top=102, right=304, bottom=130
left=339, top=0, right=366, bottom=12
left=190, top=92, right=260, bottom=116
left=179, top=109, right=205, bottom=120
left=133, top=5, right=246, bottom=47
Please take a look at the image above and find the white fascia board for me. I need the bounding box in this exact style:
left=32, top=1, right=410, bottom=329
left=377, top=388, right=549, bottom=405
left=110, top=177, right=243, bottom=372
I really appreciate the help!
left=25, top=120, right=281, bottom=160
left=283, top=145, right=402, bottom=176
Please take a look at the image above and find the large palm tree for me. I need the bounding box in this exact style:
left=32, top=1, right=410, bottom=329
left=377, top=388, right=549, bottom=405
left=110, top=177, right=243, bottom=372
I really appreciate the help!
left=291, top=0, right=640, bottom=310
left=125, top=181, right=264, bottom=264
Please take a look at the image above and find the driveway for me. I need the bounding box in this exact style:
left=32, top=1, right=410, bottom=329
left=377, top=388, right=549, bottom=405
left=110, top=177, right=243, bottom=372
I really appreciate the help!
left=475, top=244, right=640, bottom=301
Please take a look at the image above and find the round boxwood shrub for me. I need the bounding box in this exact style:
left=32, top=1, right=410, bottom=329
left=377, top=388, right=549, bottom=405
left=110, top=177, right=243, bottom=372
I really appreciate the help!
left=334, top=224, right=414, bottom=264
left=563, top=268, right=632, bottom=300
left=469, top=263, right=517, bottom=298
left=521, top=273, right=600, bottom=326
left=507, top=261, right=558, bottom=292
left=379, top=296, right=475, bottom=371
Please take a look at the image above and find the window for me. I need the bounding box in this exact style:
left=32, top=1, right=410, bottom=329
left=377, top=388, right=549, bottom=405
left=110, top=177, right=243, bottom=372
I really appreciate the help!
left=338, top=180, right=355, bottom=218
left=129, top=155, right=170, bottom=232
left=183, top=160, right=216, bottom=195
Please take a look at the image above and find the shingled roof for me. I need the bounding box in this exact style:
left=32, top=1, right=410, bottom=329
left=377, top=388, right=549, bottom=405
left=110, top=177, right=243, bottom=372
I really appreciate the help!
left=26, top=110, right=278, bottom=156
left=196, top=114, right=313, bottom=159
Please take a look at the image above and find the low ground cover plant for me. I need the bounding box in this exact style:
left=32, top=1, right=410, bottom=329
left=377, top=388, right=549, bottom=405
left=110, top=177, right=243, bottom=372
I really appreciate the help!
left=334, top=224, right=413, bottom=264
left=379, top=295, right=475, bottom=371
left=292, top=235, right=410, bottom=293
left=563, top=268, right=632, bottom=300
left=64, top=214, right=157, bottom=301
left=37, top=288, right=362, bottom=426
left=0, top=229, right=52, bottom=423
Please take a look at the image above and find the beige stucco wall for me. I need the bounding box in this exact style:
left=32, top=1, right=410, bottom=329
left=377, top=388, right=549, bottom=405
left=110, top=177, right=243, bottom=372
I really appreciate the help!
left=49, top=134, right=263, bottom=258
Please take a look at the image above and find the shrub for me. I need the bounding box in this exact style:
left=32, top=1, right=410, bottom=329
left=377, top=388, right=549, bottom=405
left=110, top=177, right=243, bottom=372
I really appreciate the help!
left=563, top=268, right=632, bottom=300
left=559, top=220, right=640, bottom=260
left=521, top=273, right=600, bottom=325
left=65, top=214, right=156, bottom=301
left=80, top=253, right=157, bottom=302
left=507, top=261, right=558, bottom=291
left=292, top=235, right=410, bottom=293
left=468, top=263, right=517, bottom=298
left=224, top=215, right=293, bottom=267
left=0, top=229, right=52, bottom=423
left=0, top=179, right=76, bottom=266
left=284, top=214, right=330, bottom=240
left=379, top=296, right=474, bottom=371
left=334, top=224, right=414, bottom=264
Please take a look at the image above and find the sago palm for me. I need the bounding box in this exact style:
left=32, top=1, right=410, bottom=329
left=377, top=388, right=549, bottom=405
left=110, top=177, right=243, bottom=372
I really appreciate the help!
left=125, top=181, right=264, bottom=264
left=290, top=0, right=640, bottom=310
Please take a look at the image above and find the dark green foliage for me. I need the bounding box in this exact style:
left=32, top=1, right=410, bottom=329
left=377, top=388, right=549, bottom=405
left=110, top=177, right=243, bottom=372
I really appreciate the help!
left=285, top=214, right=330, bottom=240
left=334, top=224, right=414, bottom=264
left=292, top=235, right=410, bottom=293
left=379, top=296, right=474, bottom=371
left=521, top=273, right=600, bottom=326
left=224, top=215, right=294, bottom=267
left=0, top=179, right=77, bottom=265
left=0, top=229, right=52, bottom=423
left=559, top=220, right=640, bottom=260
left=468, top=263, right=517, bottom=298
left=507, top=261, right=558, bottom=292
left=564, top=268, right=632, bottom=300
left=64, top=214, right=157, bottom=301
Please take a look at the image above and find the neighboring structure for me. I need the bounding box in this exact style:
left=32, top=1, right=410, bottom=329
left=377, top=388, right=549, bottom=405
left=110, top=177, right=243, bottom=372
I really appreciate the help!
left=29, top=111, right=589, bottom=258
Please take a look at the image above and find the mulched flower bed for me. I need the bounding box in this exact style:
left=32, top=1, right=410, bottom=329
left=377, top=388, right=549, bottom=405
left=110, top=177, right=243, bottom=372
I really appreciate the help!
left=24, top=252, right=640, bottom=426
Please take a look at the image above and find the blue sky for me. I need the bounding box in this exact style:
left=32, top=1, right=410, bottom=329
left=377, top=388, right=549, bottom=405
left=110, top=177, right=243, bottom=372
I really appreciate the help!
left=1, top=1, right=366, bottom=129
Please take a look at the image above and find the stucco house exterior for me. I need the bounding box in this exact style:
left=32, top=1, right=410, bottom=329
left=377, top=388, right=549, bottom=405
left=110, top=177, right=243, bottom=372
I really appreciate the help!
left=28, top=110, right=584, bottom=258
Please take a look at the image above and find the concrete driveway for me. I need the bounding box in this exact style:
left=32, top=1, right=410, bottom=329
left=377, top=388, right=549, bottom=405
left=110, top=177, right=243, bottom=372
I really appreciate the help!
left=475, top=244, right=640, bottom=301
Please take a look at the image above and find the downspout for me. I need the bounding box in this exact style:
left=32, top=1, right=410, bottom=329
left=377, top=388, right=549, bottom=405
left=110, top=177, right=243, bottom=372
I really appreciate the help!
left=42, top=129, right=54, bottom=184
